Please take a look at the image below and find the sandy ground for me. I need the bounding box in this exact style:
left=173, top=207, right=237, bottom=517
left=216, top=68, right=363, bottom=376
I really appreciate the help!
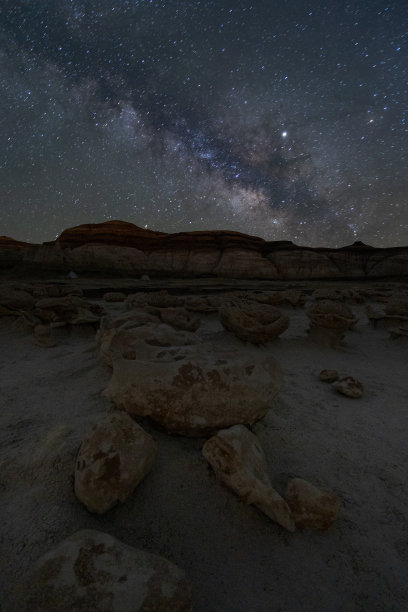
left=1, top=278, right=408, bottom=611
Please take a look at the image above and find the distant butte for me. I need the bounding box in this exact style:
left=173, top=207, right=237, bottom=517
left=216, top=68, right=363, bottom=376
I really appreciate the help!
left=0, top=220, right=407, bottom=280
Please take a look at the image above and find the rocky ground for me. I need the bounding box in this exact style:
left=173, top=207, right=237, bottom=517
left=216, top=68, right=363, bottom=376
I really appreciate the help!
left=1, top=275, right=407, bottom=611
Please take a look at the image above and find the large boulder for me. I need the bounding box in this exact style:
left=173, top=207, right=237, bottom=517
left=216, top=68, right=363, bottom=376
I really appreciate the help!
left=0, top=288, right=35, bottom=310
left=97, top=320, right=198, bottom=367
left=219, top=301, right=290, bottom=344
left=103, top=324, right=283, bottom=436
left=203, top=425, right=294, bottom=531
left=34, top=296, right=104, bottom=326
left=27, top=529, right=192, bottom=611
left=74, top=412, right=157, bottom=514
left=307, top=299, right=356, bottom=347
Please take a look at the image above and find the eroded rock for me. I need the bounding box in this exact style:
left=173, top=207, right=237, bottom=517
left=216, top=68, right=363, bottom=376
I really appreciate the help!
left=319, top=369, right=339, bottom=383
left=103, top=325, right=283, bottom=436
left=307, top=299, right=356, bottom=347
left=97, top=320, right=198, bottom=367
left=158, top=307, right=200, bottom=332
left=34, top=296, right=104, bottom=326
left=74, top=412, right=157, bottom=514
left=219, top=301, right=289, bottom=344
left=184, top=294, right=223, bottom=313
left=284, top=477, right=340, bottom=530
left=202, top=425, right=294, bottom=531
left=103, top=292, right=126, bottom=302
left=28, top=529, right=192, bottom=611
left=33, top=324, right=56, bottom=347
left=332, top=376, right=363, bottom=398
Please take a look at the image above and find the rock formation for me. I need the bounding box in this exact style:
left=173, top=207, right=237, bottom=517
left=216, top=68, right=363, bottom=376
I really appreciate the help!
left=284, top=478, right=340, bottom=530
left=74, top=412, right=157, bottom=514
left=219, top=301, right=289, bottom=344
left=307, top=300, right=356, bottom=348
left=27, top=529, right=192, bottom=611
left=2, top=220, right=408, bottom=280
left=332, top=377, right=364, bottom=398
left=319, top=369, right=339, bottom=383
left=202, top=425, right=295, bottom=531
left=102, top=323, right=283, bottom=436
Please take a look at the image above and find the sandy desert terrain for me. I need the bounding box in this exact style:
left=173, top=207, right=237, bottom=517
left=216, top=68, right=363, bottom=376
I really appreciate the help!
left=1, top=276, right=407, bottom=611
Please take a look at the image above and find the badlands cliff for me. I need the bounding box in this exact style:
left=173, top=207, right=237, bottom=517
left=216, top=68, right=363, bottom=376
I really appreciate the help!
left=1, top=220, right=407, bottom=279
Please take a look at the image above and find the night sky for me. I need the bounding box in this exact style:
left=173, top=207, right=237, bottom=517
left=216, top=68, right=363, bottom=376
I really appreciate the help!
left=1, top=1, right=407, bottom=246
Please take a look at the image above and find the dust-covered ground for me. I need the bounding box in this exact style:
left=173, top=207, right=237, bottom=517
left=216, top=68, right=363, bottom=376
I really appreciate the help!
left=1, top=277, right=407, bottom=611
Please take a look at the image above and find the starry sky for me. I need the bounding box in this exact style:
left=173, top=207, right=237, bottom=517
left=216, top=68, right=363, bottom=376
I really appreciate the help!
left=1, top=1, right=407, bottom=246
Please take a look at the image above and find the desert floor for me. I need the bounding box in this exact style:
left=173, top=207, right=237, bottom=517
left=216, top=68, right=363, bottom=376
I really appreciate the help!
left=1, top=276, right=407, bottom=611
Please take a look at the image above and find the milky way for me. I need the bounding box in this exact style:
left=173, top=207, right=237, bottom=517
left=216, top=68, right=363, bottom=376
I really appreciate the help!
left=1, top=1, right=407, bottom=246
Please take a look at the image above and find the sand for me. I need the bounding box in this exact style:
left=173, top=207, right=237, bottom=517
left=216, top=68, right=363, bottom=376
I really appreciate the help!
left=1, top=277, right=407, bottom=611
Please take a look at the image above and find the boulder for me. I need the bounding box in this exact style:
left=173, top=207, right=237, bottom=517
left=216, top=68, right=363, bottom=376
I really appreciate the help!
left=202, top=425, right=294, bottom=531
left=34, top=296, right=104, bottom=326
left=284, top=478, right=340, bottom=530
left=75, top=412, right=157, bottom=514
left=103, top=325, right=283, bottom=436
left=219, top=301, right=290, bottom=344
left=0, top=288, right=35, bottom=310
left=312, top=288, right=344, bottom=301
left=158, top=307, right=200, bottom=332
left=184, top=295, right=224, bottom=313
left=389, top=325, right=408, bottom=340
left=31, top=284, right=83, bottom=298
left=319, top=369, right=339, bottom=383
left=332, top=376, right=363, bottom=398
left=307, top=299, right=356, bottom=347
left=103, top=292, right=126, bottom=302
left=33, top=324, right=56, bottom=348
left=97, top=320, right=198, bottom=367
left=384, top=301, right=408, bottom=317
left=27, top=529, right=192, bottom=611
left=366, top=305, right=408, bottom=330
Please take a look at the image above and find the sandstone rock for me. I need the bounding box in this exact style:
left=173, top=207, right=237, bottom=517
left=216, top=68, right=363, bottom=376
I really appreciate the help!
left=184, top=295, right=224, bottom=313
left=28, top=529, right=192, bottom=611
left=307, top=299, right=356, bottom=347
left=0, top=288, right=35, bottom=310
left=284, top=477, right=340, bottom=530
left=158, top=307, right=200, bottom=332
left=385, top=301, right=408, bottom=317
left=202, top=425, right=294, bottom=531
left=319, top=369, right=339, bottom=383
left=75, top=412, right=157, bottom=514
left=98, top=320, right=198, bottom=367
left=0, top=304, right=15, bottom=317
left=389, top=325, right=408, bottom=340
left=219, top=301, right=289, bottom=344
left=35, top=296, right=104, bottom=326
left=332, top=376, right=363, bottom=398
left=231, top=289, right=306, bottom=308
left=3, top=220, right=408, bottom=279
left=312, top=288, right=344, bottom=301
left=366, top=304, right=408, bottom=330
left=103, top=291, right=126, bottom=302
left=31, top=284, right=83, bottom=298
left=33, top=324, right=56, bottom=347
left=103, top=325, right=283, bottom=436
